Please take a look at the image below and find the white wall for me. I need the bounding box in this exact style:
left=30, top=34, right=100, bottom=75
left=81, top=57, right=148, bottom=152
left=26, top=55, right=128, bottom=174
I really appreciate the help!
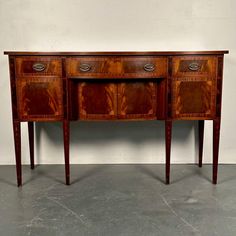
left=0, top=0, right=236, bottom=165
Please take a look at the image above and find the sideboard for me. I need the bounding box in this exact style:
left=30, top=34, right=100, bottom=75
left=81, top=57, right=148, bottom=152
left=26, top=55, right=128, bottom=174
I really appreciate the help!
left=4, top=51, right=229, bottom=186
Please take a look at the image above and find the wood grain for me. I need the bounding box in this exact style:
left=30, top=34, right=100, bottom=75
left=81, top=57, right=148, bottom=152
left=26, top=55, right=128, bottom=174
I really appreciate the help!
left=15, top=57, right=62, bottom=77
left=171, top=77, right=216, bottom=119
left=16, top=77, right=63, bottom=120
left=79, top=82, right=117, bottom=120
left=172, top=56, right=217, bottom=77
left=5, top=51, right=228, bottom=186
left=4, top=51, right=229, bottom=56
left=66, top=57, right=167, bottom=78
left=118, top=82, right=157, bottom=119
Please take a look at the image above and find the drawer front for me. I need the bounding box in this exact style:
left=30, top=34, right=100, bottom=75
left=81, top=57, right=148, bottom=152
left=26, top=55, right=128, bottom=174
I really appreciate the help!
left=172, top=56, right=217, bottom=77
left=66, top=57, right=167, bottom=78
left=15, top=57, right=62, bottom=77
left=118, top=82, right=157, bottom=119
left=16, top=77, right=63, bottom=120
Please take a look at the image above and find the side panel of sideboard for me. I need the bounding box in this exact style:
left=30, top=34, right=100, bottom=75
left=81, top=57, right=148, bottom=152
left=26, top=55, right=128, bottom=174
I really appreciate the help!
left=170, top=56, right=218, bottom=120
left=14, top=56, right=65, bottom=121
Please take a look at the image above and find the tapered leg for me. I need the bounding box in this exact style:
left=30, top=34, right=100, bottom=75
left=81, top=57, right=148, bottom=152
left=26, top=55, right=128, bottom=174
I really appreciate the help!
left=63, top=120, right=70, bottom=185
left=213, top=118, right=221, bottom=184
left=13, top=121, right=22, bottom=187
left=28, top=122, right=34, bottom=169
left=165, top=120, right=172, bottom=184
left=198, top=120, right=204, bottom=167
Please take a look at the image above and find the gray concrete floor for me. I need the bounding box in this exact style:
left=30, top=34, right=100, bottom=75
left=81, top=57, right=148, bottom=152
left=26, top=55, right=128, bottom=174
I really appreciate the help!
left=0, top=164, right=236, bottom=236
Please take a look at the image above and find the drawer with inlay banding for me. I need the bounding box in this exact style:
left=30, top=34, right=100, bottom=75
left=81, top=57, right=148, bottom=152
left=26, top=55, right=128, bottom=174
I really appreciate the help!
left=66, top=56, right=167, bottom=79
left=15, top=57, right=62, bottom=77
left=172, top=56, right=217, bottom=77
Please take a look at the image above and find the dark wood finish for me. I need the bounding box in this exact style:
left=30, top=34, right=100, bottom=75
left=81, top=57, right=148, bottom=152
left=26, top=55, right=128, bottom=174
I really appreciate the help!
left=28, top=122, right=34, bottom=169
left=216, top=56, right=224, bottom=117
left=171, top=77, right=216, bottom=119
left=66, top=57, right=167, bottom=79
left=5, top=51, right=228, bottom=186
left=63, top=120, right=70, bottom=185
left=198, top=120, right=204, bottom=167
left=9, top=57, right=18, bottom=119
left=156, top=79, right=166, bottom=120
left=165, top=120, right=172, bottom=184
left=79, top=82, right=117, bottom=120
left=211, top=56, right=224, bottom=184
left=13, top=121, right=21, bottom=187
left=15, top=57, right=62, bottom=77
left=171, top=56, right=218, bottom=120
left=118, top=81, right=157, bottom=119
left=213, top=118, right=221, bottom=184
left=172, top=56, right=217, bottom=77
left=15, top=77, right=64, bottom=121
left=4, top=51, right=229, bottom=56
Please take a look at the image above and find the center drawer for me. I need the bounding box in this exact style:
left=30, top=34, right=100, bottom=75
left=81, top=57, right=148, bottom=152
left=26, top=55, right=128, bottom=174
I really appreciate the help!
left=66, top=56, right=167, bottom=78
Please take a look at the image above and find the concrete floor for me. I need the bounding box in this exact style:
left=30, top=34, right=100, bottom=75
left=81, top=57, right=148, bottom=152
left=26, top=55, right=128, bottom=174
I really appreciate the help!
left=0, top=165, right=236, bottom=236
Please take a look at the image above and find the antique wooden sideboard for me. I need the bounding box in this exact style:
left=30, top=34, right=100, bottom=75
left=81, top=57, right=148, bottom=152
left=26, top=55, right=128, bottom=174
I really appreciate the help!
left=4, top=51, right=228, bottom=186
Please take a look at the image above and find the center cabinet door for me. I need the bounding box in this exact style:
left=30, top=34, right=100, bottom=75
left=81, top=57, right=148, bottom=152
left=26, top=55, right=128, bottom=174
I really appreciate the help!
left=118, top=82, right=157, bottom=119
left=79, top=82, right=117, bottom=120
left=78, top=81, right=157, bottom=120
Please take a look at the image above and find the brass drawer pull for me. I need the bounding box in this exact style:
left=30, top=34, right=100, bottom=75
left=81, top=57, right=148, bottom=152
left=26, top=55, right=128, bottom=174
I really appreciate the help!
left=79, top=63, right=92, bottom=72
left=188, top=62, right=200, bottom=71
left=143, top=63, right=155, bottom=72
left=32, top=63, right=46, bottom=72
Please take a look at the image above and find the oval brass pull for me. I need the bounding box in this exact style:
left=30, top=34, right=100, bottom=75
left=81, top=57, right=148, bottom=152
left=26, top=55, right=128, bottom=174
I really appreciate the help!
left=143, top=63, right=155, bottom=72
left=188, top=62, right=200, bottom=71
left=32, top=62, right=46, bottom=72
left=79, top=63, right=92, bottom=72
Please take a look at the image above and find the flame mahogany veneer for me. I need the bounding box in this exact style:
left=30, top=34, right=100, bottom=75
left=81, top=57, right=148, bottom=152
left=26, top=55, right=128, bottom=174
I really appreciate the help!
left=4, top=51, right=229, bottom=186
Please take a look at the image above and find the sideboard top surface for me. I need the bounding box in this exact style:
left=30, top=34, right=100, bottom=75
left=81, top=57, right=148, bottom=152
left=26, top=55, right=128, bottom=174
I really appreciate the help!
left=4, top=50, right=229, bottom=56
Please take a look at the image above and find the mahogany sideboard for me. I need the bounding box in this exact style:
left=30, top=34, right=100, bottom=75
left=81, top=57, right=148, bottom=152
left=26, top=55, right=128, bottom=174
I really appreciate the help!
left=4, top=51, right=229, bottom=186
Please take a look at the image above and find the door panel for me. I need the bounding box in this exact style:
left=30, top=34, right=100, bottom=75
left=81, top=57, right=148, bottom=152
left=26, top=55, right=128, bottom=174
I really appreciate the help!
left=79, top=82, right=117, bottom=120
left=16, top=77, right=63, bottom=120
left=118, top=82, right=157, bottom=119
left=171, top=77, right=216, bottom=119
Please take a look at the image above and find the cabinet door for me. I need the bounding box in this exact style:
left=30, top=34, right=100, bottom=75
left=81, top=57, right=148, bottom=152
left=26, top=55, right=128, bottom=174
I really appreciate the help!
left=118, top=82, right=157, bottom=119
left=16, top=77, right=63, bottom=120
left=79, top=82, right=117, bottom=120
left=171, top=77, right=216, bottom=119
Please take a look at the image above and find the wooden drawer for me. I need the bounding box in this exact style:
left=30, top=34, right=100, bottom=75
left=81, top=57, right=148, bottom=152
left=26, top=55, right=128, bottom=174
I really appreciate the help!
left=172, top=56, right=217, bottom=77
left=66, top=57, right=167, bottom=78
left=15, top=57, right=62, bottom=77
